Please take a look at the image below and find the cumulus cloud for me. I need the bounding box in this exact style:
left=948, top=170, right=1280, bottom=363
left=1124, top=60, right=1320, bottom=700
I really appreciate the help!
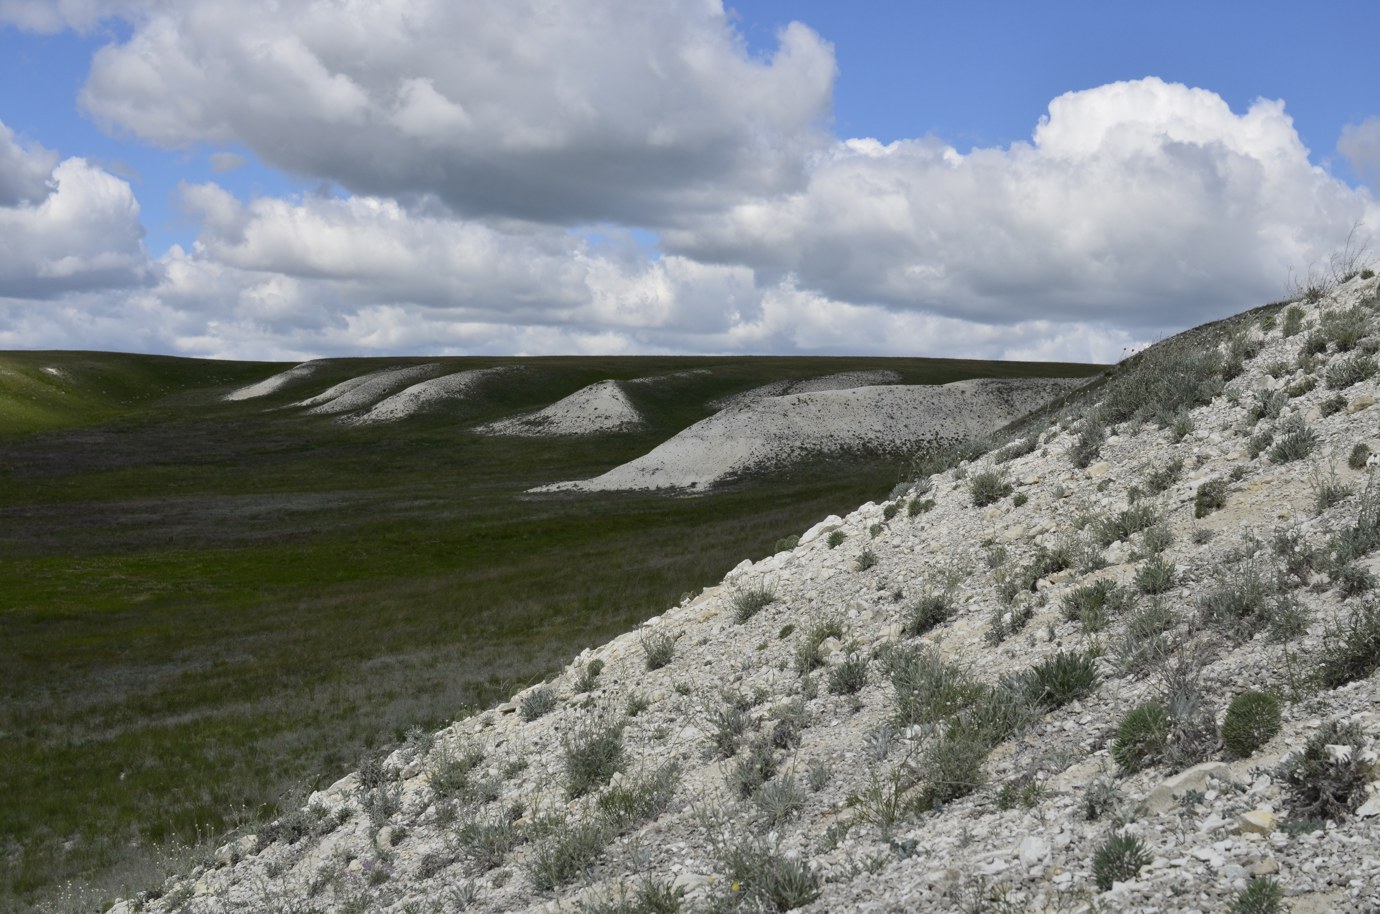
left=668, top=78, right=1379, bottom=332
left=0, top=120, right=57, bottom=206
left=1340, top=117, right=1380, bottom=187
left=0, top=119, right=152, bottom=298
left=74, top=0, right=836, bottom=224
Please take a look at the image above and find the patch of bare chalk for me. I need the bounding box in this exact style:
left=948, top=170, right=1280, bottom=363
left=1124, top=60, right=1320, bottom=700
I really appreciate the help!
left=296, top=364, right=442, bottom=415
left=340, top=367, right=517, bottom=425
left=709, top=369, right=902, bottom=411
left=223, top=361, right=325, bottom=401
left=477, top=379, right=642, bottom=437
left=535, top=377, right=1084, bottom=493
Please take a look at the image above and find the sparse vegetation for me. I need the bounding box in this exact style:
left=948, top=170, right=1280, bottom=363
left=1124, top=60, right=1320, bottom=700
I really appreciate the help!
left=1111, top=702, right=1171, bottom=773
left=1092, top=832, right=1150, bottom=891
left=1279, top=720, right=1370, bottom=822
left=732, top=586, right=777, bottom=623
left=1317, top=601, right=1380, bottom=688
left=969, top=467, right=1014, bottom=507
left=1194, top=478, right=1228, bottom=518
left=642, top=629, right=677, bottom=670
left=563, top=715, right=626, bottom=799
left=1228, top=878, right=1284, bottom=914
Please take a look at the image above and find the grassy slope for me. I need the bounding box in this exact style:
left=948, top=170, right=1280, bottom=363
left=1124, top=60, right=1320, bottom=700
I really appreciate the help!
left=0, top=351, right=1102, bottom=912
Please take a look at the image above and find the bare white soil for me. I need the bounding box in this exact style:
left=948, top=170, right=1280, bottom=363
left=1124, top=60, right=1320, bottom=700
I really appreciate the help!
left=477, top=379, right=642, bottom=436
left=536, top=377, right=1085, bottom=493
left=222, top=361, right=323, bottom=401
left=709, top=369, right=903, bottom=411
left=294, top=365, right=441, bottom=416
left=339, top=368, right=515, bottom=426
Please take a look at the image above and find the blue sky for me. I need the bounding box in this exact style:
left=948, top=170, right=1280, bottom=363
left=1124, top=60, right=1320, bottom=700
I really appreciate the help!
left=1, top=1, right=1378, bottom=362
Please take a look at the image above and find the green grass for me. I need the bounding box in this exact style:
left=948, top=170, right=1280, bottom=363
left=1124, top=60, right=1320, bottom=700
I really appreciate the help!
left=0, top=350, right=1100, bottom=912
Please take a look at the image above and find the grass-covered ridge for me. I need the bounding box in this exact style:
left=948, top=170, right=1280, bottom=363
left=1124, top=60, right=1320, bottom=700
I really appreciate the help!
left=0, top=350, right=1100, bottom=912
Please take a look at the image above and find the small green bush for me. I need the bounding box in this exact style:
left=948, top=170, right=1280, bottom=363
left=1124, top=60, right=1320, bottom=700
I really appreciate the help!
left=1287, top=375, right=1317, bottom=398
left=751, top=774, right=806, bottom=826
left=1282, top=305, right=1305, bottom=337
left=854, top=548, right=878, bottom=571
left=1333, top=561, right=1375, bottom=597
left=1144, top=457, right=1184, bottom=495
left=969, top=468, right=1013, bottom=507
left=882, top=502, right=900, bottom=521
left=1349, top=442, right=1373, bottom=470
left=1195, top=478, right=1228, bottom=518
left=1012, top=491, right=1028, bottom=507
left=1134, top=555, right=1175, bottom=595
left=1317, top=601, right=1380, bottom=688
left=827, top=530, right=846, bottom=548
left=574, top=658, right=605, bottom=693
left=1026, top=650, right=1100, bottom=710
left=1319, top=393, right=1348, bottom=417
left=1221, top=691, right=1281, bottom=758
left=1279, top=719, right=1369, bottom=821
left=885, top=645, right=983, bottom=728
left=429, top=742, right=487, bottom=801
left=773, top=534, right=800, bottom=553
left=1325, top=353, right=1377, bottom=389
left=1228, top=878, right=1284, bottom=914
left=457, top=811, right=522, bottom=871
left=597, top=763, right=680, bottom=834
left=1061, top=579, right=1131, bottom=630
left=1268, top=417, right=1318, bottom=464
left=641, top=630, right=676, bottom=671
left=715, top=836, right=820, bottom=912
left=1096, top=503, right=1160, bottom=547
left=731, top=586, right=776, bottom=623
left=726, top=738, right=778, bottom=799
left=1092, top=832, right=1150, bottom=890
left=905, top=591, right=954, bottom=637
left=521, top=685, right=559, bottom=722
left=527, top=819, right=611, bottom=892
left=1070, top=419, right=1105, bottom=469
left=827, top=652, right=869, bottom=695
left=563, top=716, right=626, bottom=799
left=1111, top=702, right=1170, bottom=772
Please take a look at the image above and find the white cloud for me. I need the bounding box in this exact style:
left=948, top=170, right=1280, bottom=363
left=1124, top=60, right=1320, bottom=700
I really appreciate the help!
left=667, top=78, right=1380, bottom=333
left=0, top=120, right=57, bottom=206
left=74, top=0, right=836, bottom=224
left=0, top=120, right=152, bottom=298
left=208, top=150, right=246, bottom=173
left=1340, top=116, right=1380, bottom=187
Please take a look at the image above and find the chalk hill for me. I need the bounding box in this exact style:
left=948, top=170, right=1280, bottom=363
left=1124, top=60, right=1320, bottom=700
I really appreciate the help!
left=115, top=274, right=1380, bottom=913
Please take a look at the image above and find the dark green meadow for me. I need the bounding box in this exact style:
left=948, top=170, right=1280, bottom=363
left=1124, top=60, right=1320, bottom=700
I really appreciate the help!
left=0, top=350, right=1101, bottom=911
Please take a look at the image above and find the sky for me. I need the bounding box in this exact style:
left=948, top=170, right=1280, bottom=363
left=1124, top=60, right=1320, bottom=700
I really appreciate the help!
left=1, top=1, right=1379, bottom=364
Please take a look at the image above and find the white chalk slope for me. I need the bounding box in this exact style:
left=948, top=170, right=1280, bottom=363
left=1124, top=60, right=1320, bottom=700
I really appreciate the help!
left=340, top=368, right=514, bottom=426
left=478, top=379, right=642, bottom=436
left=222, top=361, right=323, bottom=401
left=294, top=365, right=441, bottom=416
left=708, top=369, right=902, bottom=411
left=537, top=377, right=1085, bottom=492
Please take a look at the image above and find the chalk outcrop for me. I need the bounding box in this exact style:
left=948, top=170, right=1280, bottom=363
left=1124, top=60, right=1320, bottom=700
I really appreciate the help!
left=478, top=379, right=643, bottom=436
left=118, top=275, right=1380, bottom=914
left=537, top=377, right=1084, bottom=492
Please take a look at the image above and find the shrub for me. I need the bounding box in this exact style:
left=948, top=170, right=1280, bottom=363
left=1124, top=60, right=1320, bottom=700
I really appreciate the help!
left=915, top=728, right=990, bottom=809
left=1221, top=691, right=1281, bottom=758
left=1069, top=419, right=1105, bottom=468
left=909, top=497, right=936, bottom=516
left=752, top=774, right=806, bottom=826
left=1325, top=353, right=1377, bottom=389
left=518, top=687, right=557, bottom=723
left=726, top=737, right=778, bottom=799
left=1349, top=442, right=1372, bottom=470
left=1333, top=561, right=1375, bottom=597
left=1197, top=564, right=1278, bottom=637
left=885, top=645, right=983, bottom=728
left=564, top=716, right=626, bottom=799
left=1012, top=492, right=1028, bottom=507
left=1322, top=303, right=1373, bottom=351
left=826, top=530, right=846, bottom=548
left=1144, top=457, right=1184, bottom=495
left=457, top=811, right=522, bottom=871
left=1194, top=478, right=1228, bottom=518
left=527, top=819, right=611, bottom=892
left=715, top=836, right=820, bottom=912
left=574, top=658, right=605, bottom=693
left=969, top=468, right=1013, bottom=507
left=773, top=534, right=800, bottom=553
left=1282, top=305, right=1305, bottom=337
left=597, top=763, right=680, bottom=834
left=905, top=590, right=954, bottom=637
left=994, top=434, right=1038, bottom=464
left=1092, top=832, right=1150, bottom=890
left=731, top=585, right=776, bottom=623
left=882, top=502, right=900, bottom=521
left=429, top=742, right=487, bottom=801
left=827, top=652, right=869, bottom=695
left=1319, top=393, right=1348, bottom=416
left=710, top=701, right=750, bottom=759
left=854, top=548, right=878, bottom=571
left=1279, top=719, right=1370, bottom=821
left=1134, top=555, right=1175, bottom=595
left=1026, top=650, right=1100, bottom=710
left=1330, top=473, right=1380, bottom=565
left=1317, top=601, right=1380, bottom=688
left=1287, top=375, right=1317, bottom=398
left=1247, top=428, right=1275, bottom=459
left=1096, top=503, right=1159, bottom=547
left=1268, top=417, right=1317, bottom=463
left=1228, top=878, right=1284, bottom=914
left=1061, top=579, right=1131, bottom=631
left=641, top=630, right=676, bottom=671
left=1111, top=702, right=1171, bottom=772
left=576, top=880, right=685, bottom=914
left=1247, top=389, right=1288, bottom=424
